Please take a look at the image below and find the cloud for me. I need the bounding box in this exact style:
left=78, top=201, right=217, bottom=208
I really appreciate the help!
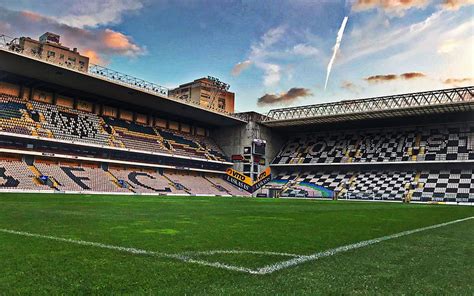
left=365, top=72, right=427, bottom=83
left=101, top=29, right=143, bottom=56
left=231, top=26, right=287, bottom=86
left=290, top=44, right=319, bottom=57
left=341, top=81, right=363, bottom=93
left=56, top=0, right=144, bottom=28
left=352, top=0, right=429, bottom=15
left=400, top=72, right=426, bottom=79
left=365, top=74, right=398, bottom=83
left=82, top=49, right=104, bottom=65
left=341, top=10, right=444, bottom=65
left=437, top=39, right=462, bottom=54
left=233, top=26, right=320, bottom=87
left=441, top=0, right=474, bottom=10
left=260, top=63, right=282, bottom=87
left=442, top=77, right=474, bottom=86
left=257, top=87, right=312, bottom=106
left=258, top=26, right=287, bottom=50
left=231, top=60, right=252, bottom=76
left=0, top=7, right=145, bottom=65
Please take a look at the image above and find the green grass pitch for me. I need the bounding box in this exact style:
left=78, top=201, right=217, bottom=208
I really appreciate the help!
left=0, top=193, right=473, bottom=294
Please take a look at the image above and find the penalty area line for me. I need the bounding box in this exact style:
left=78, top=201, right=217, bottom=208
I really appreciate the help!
left=255, top=216, right=474, bottom=274
left=0, top=228, right=257, bottom=274
left=0, top=216, right=472, bottom=275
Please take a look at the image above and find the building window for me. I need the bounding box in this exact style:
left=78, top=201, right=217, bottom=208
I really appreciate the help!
left=218, top=98, right=225, bottom=109
left=47, top=51, right=55, bottom=58
left=200, top=100, right=209, bottom=107
left=59, top=54, right=64, bottom=59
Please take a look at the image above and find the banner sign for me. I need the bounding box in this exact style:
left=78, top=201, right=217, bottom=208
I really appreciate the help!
left=225, top=168, right=253, bottom=193
left=224, top=167, right=271, bottom=193
left=253, top=167, right=271, bottom=191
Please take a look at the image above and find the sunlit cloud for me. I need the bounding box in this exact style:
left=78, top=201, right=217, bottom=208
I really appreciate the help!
left=0, top=7, right=146, bottom=65
left=257, top=87, right=312, bottom=106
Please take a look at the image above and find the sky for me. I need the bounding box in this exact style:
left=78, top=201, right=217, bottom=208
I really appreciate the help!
left=0, top=0, right=473, bottom=113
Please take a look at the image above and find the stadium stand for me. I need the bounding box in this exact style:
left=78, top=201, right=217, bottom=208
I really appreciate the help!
left=0, top=93, right=228, bottom=162
left=108, top=167, right=186, bottom=194
left=103, top=117, right=169, bottom=152
left=0, top=159, right=49, bottom=190
left=0, top=94, right=37, bottom=136
left=164, top=173, right=224, bottom=195
left=32, top=101, right=111, bottom=146
left=0, top=39, right=472, bottom=203
left=412, top=169, right=474, bottom=202
left=270, top=168, right=474, bottom=203
left=0, top=160, right=238, bottom=196
left=344, top=171, right=414, bottom=201
left=205, top=176, right=251, bottom=196
left=159, top=128, right=228, bottom=161
left=34, top=162, right=128, bottom=192
left=273, top=122, right=474, bottom=164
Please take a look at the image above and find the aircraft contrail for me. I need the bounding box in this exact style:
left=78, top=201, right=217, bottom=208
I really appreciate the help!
left=324, top=16, right=349, bottom=90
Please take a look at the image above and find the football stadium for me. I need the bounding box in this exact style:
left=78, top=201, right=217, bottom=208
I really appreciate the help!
left=0, top=3, right=473, bottom=294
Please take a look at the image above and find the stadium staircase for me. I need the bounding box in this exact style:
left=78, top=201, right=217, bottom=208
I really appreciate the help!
left=204, top=176, right=231, bottom=195
left=27, top=164, right=60, bottom=189
left=107, top=125, right=126, bottom=148
left=406, top=172, right=422, bottom=203
left=27, top=165, right=44, bottom=186
left=106, top=170, right=134, bottom=192
left=345, top=174, right=358, bottom=198
left=162, top=173, right=191, bottom=194
left=281, top=172, right=301, bottom=196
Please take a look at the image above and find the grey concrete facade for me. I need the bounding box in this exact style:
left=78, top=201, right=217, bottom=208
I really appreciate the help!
left=211, top=112, right=285, bottom=181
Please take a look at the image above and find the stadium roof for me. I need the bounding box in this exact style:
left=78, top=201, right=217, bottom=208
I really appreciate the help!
left=263, top=86, right=474, bottom=128
left=0, top=48, right=246, bottom=127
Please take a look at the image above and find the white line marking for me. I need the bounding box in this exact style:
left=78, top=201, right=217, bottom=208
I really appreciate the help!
left=255, top=216, right=474, bottom=274
left=0, top=228, right=255, bottom=273
left=183, top=250, right=302, bottom=258
left=0, top=216, right=472, bottom=275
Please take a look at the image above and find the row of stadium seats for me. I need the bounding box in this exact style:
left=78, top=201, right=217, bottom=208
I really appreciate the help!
left=0, top=93, right=227, bottom=161
left=104, top=117, right=170, bottom=153
left=0, top=159, right=244, bottom=195
left=273, top=123, right=474, bottom=164
left=205, top=176, right=249, bottom=196
left=0, top=159, right=49, bottom=190
left=269, top=169, right=474, bottom=202
left=165, top=173, right=223, bottom=195
left=32, top=102, right=110, bottom=146
left=109, top=168, right=185, bottom=194
left=0, top=95, right=38, bottom=136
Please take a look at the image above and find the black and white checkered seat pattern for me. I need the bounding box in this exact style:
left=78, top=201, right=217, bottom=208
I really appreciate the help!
left=296, top=172, right=351, bottom=190
left=266, top=171, right=298, bottom=186
left=412, top=170, right=474, bottom=201
left=418, top=125, right=474, bottom=161
left=355, top=130, right=416, bottom=162
left=346, top=171, right=414, bottom=200
left=272, top=123, right=474, bottom=164
left=33, top=101, right=110, bottom=146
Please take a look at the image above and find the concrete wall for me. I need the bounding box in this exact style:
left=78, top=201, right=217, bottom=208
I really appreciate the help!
left=211, top=113, right=285, bottom=179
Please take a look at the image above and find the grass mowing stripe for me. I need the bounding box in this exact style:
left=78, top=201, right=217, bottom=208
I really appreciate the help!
left=256, top=216, right=474, bottom=274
